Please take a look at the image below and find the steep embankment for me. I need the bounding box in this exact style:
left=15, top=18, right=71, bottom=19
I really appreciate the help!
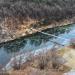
left=0, top=0, right=75, bottom=43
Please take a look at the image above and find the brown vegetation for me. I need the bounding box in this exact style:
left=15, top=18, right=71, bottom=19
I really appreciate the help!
left=0, top=0, right=75, bottom=22
left=0, top=0, right=75, bottom=43
left=0, top=0, right=75, bottom=30
left=2, top=48, right=71, bottom=75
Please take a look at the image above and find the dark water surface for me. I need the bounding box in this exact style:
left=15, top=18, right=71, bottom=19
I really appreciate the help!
left=0, top=24, right=75, bottom=66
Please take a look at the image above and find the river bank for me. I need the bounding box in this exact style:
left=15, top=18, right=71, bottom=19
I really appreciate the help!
left=3, top=46, right=75, bottom=75
left=0, top=17, right=75, bottom=44
left=0, top=23, right=75, bottom=67
left=1, top=0, right=75, bottom=44
left=0, top=21, right=75, bottom=75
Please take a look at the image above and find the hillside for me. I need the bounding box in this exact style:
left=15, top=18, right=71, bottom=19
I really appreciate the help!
left=0, top=0, right=75, bottom=43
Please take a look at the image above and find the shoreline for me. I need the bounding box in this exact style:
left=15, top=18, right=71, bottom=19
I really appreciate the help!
left=4, top=33, right=71, bottom=71
left=0, top=17, right=75, bottom=44
left=4, top=43, right=57, bottom=71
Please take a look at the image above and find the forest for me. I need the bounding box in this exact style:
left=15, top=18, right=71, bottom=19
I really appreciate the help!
left=0, top=0, right=75, bottom=23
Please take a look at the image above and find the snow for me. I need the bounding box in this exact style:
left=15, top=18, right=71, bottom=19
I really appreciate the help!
left=64, top=71, right=75, bottom=75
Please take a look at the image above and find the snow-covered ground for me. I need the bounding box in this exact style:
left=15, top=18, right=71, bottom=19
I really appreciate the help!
left=64, top=71, right=75, bottom=75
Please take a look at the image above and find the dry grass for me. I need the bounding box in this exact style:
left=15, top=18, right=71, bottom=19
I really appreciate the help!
left=6, top=48, right=71, bottom=75
left=8, top=67, right=63, bottom=75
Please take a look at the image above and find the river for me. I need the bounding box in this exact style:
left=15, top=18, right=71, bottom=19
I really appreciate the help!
left=0, top=24, right=75, bottom=67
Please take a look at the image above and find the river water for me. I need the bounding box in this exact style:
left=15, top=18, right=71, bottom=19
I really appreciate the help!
left=0, top=24, right=75, bottom=67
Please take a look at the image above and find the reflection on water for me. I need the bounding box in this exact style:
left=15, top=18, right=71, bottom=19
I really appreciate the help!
left=3, top=39, right=27, bottom=53
left=0, top=48, right=10, bottom=66
left=30, top=39, right=42, bottom=46
left=0, top=24, right=75, bottom=66
left=45, top=25, right=71, bottom=35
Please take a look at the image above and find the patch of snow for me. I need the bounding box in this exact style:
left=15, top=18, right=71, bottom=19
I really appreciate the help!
left=64, top=71, right=75, bottom=75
